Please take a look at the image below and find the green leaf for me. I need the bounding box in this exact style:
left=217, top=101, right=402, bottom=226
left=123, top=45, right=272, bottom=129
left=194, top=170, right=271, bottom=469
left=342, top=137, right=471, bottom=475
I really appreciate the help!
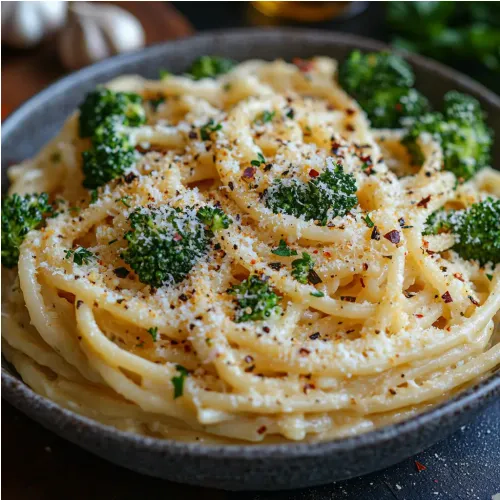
left=363, top=213, right=375, bottom=228
left=172, top=365, right=189, bottom=399
left=255, top=110, right=275, bottom=124
left=147, top=326, right=158, bottom=341
left=64, top=247, right=95, bottom=266
left=271, top=239, right=298, bottom=257
left=310, top=290, right=324, bottom=297
left=200, top=119, right=222, bottom=141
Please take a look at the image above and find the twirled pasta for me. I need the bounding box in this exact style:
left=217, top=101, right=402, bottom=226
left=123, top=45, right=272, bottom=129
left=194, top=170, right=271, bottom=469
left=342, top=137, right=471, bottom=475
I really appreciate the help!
left=2, top=57, right=499, bottom=443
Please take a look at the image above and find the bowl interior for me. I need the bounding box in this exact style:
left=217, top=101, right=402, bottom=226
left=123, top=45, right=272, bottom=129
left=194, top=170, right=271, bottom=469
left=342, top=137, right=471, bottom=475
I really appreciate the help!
left=1, top=30, right=499, bottom=485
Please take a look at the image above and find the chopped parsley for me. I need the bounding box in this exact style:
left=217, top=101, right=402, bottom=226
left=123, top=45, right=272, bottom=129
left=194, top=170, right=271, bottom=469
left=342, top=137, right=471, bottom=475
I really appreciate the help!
left=250, top=152, right=266, bottom=167
left=64, top=247, right=95, bottom=266
left=271, top=239, right=298, bottom=257
left=255, top=110, right=275, bottom=124
left=147, top=327, right=158, bottom=341
left=200, top=119, right=222, bottom=141
left=172, top=365, right=189, bottom=399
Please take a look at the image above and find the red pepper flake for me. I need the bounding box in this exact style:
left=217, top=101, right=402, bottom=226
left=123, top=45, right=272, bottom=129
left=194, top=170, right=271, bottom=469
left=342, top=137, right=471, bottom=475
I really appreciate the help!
left=323, top=251, right=332, bottom=258
left=303, top=383, right=315, bottom=394
left=331, top=141, right=341, bottom=154
left=384, top=230, right=401, bottom=244
left=415, top=461, right=427, bottom=472
left=415, top=314, right=424, bottom=318
left=299, top=348, right=311, bottom=356
left=124, top=172, right=138, bottom=184
left=250, top=259, right=256, bottom=265
left=453, top=273, right=465, bottom=282
left=371, top=226, right=381, bottom=241
left=395, top=103, right=403, bottom=112
left=309, top=168, right=320, bottom=178
left=345, top=123, right=355, bottom=132
left=441, top=291, right=453, bottom=303
left=363, top=263, right=369, bottom=271
left=173, top=233, right=183, bottom=242
left=341, top=296, right=356, bottom=303
left=468, top=295, right=480, bottom=306
left=417, top=195, right=431, bottom=208
left=242, top=166, right=256, bottom=179
left=292, top=57, right=314, bottom=72
left=257, top=425, right=267, bottom=435
left=345, top=108, right=355, bottom=116
left=360, top=277, right=366, bottom=288
left=309, top=332, right=320, bottom=340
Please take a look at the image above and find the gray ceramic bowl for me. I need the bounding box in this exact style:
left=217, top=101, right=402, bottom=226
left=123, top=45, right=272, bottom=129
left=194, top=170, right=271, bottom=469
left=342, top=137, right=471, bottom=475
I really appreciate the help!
left=2, top=29, right=500, bottom=491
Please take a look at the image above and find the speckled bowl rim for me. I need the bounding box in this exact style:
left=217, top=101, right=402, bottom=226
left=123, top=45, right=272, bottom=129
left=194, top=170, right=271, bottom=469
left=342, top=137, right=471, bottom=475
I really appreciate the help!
left=2, top=28, right=500, bottom=461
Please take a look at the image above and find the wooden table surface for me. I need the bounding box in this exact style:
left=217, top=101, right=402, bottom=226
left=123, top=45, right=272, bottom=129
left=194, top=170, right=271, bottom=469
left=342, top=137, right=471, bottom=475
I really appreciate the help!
left=2, top=3, right=499, bottom=499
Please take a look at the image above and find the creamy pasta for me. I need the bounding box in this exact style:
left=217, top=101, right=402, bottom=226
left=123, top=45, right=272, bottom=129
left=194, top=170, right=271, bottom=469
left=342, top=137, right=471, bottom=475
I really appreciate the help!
left=2, top=57, right=499, bottom=443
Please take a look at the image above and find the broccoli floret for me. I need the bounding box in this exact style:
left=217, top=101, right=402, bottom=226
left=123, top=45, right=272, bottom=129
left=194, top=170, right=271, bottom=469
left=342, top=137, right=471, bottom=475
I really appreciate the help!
left=196, top=206, right=231, bottom=232
left=264, top=161, right=357, bottom=225
left=1, top=193, right=52, bottom=268
left=424, top=198, right=500, bottom=266
left=422, top=209, right=453, bottom=235
left=122, top=205, right=228, bottom=288
left=452, top=198, right=500, bottom=266
left=403, top=91, right=493, bottom=181
left=338, top=50, right=430, bottom=128
left=339, top=51, right=415, bottom=101
left=186, top=56, right=236, bottom=80
left=79, top=88, right=146, bottom=138
left=228, top=275, right=281, bottom=322
left=82, top=118, right=137, bottom=189
left=362, top=88, right=430, bottom=128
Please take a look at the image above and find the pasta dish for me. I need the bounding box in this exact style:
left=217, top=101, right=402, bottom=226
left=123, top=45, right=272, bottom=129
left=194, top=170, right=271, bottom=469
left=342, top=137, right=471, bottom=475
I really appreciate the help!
left=2, top=54, right=499, bottom=444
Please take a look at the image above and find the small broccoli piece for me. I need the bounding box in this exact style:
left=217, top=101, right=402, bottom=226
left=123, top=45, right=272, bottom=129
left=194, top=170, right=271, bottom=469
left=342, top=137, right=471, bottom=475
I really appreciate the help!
left=422, top=209, right=453, bottom=235
left=1, top=193, right=52, bottom=268
left=291, top=252, right=322, bottom=285
left=362, top=88, right=431, bottom=128
left=264, top=161, right=357, bottom=225
left=452, top=198, right=500, bottom=266
left=122, top=205, right=228, bottom=288
left=403, top=91, right=493, bottom=181
left=424, top=198, right=500, bottom=266
left=82, top=118, right=137, bottom=189
left=228, top=275, right=281, bottom=322
left=196, top=206, right=231, bottom=232
left=186, top=56, right=236, bottom=80
left=78, top=87, right=146, bottom=138
left=338, top=50, right=430, bottom=128
left=339, top=51, right=415, bottom=101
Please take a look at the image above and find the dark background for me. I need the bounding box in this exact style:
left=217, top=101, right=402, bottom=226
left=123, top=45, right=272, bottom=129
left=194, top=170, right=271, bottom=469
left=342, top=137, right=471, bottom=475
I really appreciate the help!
left=2, top=2, right=499, bottom=499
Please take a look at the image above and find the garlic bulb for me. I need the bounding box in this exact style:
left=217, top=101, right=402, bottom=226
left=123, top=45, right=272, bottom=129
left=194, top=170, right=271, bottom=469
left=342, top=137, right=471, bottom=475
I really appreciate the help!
left=58, top=2, right=145, bottom=70
left=1, top=1, right=67, bottom=48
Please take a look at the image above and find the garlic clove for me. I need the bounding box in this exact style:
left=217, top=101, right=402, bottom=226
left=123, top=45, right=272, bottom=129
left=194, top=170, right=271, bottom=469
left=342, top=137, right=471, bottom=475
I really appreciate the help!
left=1, top=1, right=68, bottom=48
left=57, top=2, right=145, bottom=70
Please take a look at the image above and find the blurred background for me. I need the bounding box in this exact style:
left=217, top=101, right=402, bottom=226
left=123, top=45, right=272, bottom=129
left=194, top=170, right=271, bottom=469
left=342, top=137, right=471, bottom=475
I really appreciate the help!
left=2, top=1, right=500, bottom=121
